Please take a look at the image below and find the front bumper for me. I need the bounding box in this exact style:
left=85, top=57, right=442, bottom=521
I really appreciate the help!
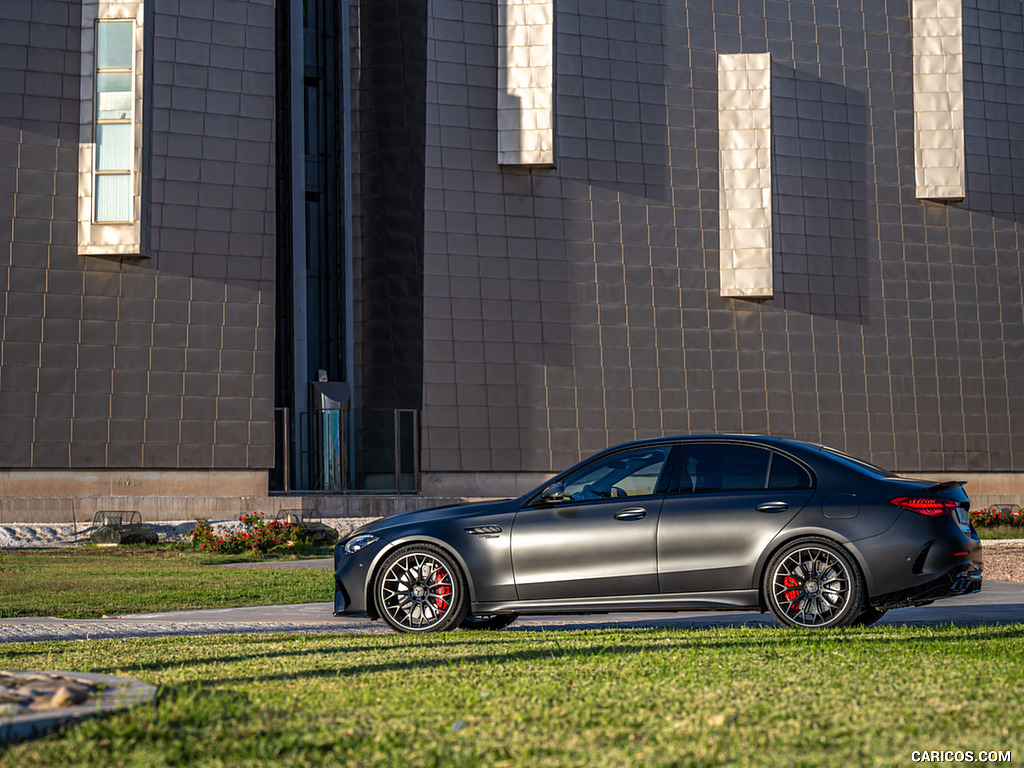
left=333, top=539, right=387, bottom=617
left=872, top=563, right=983, bottom=610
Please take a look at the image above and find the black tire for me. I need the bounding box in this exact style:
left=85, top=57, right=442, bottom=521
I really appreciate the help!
left=374, top=544, right=469, bottom=633
left=460, top=614, right=519, bottom=631
left=763, top=537, right=864, bottom=628
left=849, top=606, right=887, bottom=627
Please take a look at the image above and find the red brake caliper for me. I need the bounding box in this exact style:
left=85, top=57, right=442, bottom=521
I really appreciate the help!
left=433, top=569, right=450, bottom=611
left=783, top=576, right=800, bottom=610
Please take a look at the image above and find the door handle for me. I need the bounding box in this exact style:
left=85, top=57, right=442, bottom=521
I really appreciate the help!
left=614, top=508, right=647, bottom=520
left=756, top=501, right=789, bottom=513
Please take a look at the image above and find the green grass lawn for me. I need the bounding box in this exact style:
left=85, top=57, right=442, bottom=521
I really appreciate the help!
left=1, top=625, right=1022, bottom=767
left=978, top=525, right=1024, bottom=540
left=0, top=547, right=333, bottom=619
left=0, top=528, right=1018, bottom=620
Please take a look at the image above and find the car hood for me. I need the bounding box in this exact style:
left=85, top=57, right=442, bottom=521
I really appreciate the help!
left=344, top=497, right=519, bottom=539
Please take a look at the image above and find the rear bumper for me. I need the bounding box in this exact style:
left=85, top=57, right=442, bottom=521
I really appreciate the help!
left=872, top=563, right=983, bottom=610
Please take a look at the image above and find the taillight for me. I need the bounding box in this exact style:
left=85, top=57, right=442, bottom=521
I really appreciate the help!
left=890, top=497, right=960, bottom=517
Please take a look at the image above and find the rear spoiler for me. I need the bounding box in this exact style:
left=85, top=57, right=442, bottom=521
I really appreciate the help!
left=928, top=480, right=966, bottom=492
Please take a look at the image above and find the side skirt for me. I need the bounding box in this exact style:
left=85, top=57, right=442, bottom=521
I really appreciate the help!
left=473, top=589, right=761, bottom=616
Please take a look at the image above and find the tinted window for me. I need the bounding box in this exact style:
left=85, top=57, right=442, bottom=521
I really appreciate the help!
left=561, top=447, right=671, bottom=501
left=768, top=453, right=814, bottom=489
left=678, top=444, right=770, bottom=493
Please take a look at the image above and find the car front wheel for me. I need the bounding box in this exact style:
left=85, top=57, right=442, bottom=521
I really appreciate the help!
left=764, top=538, right=864, bottom=628
left=374, top=544, right=468, bottom=633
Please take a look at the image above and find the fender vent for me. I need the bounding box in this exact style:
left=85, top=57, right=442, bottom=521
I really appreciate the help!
left=465, top=525, right=502, bottom=535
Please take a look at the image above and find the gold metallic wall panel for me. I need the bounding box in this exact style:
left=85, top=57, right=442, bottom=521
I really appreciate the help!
left=913, top=0, right=965, bottom=200
left=718, top=52, right=772, bottom=299
left=497, top=0, right=554, bottom=166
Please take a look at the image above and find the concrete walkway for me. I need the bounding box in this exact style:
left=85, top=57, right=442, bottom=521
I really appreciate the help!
left=2, top=581, right=1021, bottom=643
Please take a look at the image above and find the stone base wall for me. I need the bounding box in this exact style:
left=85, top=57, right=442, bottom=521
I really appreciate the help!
left=0, top=470, right=463, bottom=524
left=4, top=468, right=1020, bottom=524
left=420, top=472, right=554, bottom=500
left=0, top=470, right=269, bottom=499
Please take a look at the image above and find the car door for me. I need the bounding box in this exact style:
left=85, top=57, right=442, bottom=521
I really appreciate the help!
left=657, top=442, right=815, bottom=594
left=511, top=445, right=674, bottom=600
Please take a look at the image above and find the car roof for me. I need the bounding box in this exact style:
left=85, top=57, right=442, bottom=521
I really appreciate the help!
left=596, top=434, right=899, bottom=480
left=604, top=434, right=824, bottom=452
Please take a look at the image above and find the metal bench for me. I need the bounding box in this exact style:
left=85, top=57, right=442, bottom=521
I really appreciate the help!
left=89, top=510, right=159, bottom=546
left=277, top=509, right=339, bottom=546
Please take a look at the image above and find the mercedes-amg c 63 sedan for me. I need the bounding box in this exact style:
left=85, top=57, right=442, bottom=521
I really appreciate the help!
left=334, top=435, right=983, bottom=632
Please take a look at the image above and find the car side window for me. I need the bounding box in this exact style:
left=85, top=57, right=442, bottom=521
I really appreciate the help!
left=768, top=453, right=814, bottom=490
left=560, top=447, right=671, bottom=502
left=677, top=443, right=771, bottom=493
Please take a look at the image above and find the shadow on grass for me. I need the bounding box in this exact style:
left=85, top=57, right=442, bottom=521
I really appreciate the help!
left=93, top=622, right=1024, bottom=688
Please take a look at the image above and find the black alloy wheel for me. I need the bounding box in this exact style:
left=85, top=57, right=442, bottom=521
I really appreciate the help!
left=764, top=537, right=864, bottom=628
left=375, top=544, right=468, bottom=633
left=460, top=614, right=519, bottom=631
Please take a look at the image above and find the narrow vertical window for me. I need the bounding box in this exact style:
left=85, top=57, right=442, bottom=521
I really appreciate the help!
left=79, top=0, right=148, bottom=257
left=94, top=20, right=134, bottom=223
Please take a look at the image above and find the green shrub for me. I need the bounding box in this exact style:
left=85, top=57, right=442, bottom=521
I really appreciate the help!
left=970, top=505, right=1024, bottom=528
left=191, top=513, right=311, bottom=555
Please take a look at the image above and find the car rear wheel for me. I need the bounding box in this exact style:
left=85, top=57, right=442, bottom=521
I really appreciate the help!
left=375, top=544, right=468, bottom=633
left=460, top=614, right=518, bottom=631
left=764, top=538, right=864, bottom=628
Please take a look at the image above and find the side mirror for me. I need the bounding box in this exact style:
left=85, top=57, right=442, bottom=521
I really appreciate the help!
left=539, top=482, right=566, bottom=504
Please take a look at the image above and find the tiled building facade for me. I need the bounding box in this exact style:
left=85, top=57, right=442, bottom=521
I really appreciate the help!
left=1, top=0, right=1022, bottom=520
left=1, top=0, right=277, bottom=519
left=359, top=0, right=1024, bottom=498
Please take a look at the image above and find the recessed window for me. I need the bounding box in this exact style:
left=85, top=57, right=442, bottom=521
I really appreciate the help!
left=78, top=1, right=149, bottom=257
left=94, top=19, right=134, bottom=223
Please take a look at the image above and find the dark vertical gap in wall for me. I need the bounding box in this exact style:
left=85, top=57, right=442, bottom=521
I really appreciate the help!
left=305, top=0, right=347, bottom=384
left=274, top=0, right=294, bottom=414
left=304, top=0, right=347, bottom=383
left=272, top=0, right=294, bottom=491
left=358, top=0, right=427, bottom=410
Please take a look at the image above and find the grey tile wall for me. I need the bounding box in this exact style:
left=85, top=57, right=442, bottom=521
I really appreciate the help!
left=418, top=0, right=1024, bottom=474
left=0, top=0, right=275, bottom=470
